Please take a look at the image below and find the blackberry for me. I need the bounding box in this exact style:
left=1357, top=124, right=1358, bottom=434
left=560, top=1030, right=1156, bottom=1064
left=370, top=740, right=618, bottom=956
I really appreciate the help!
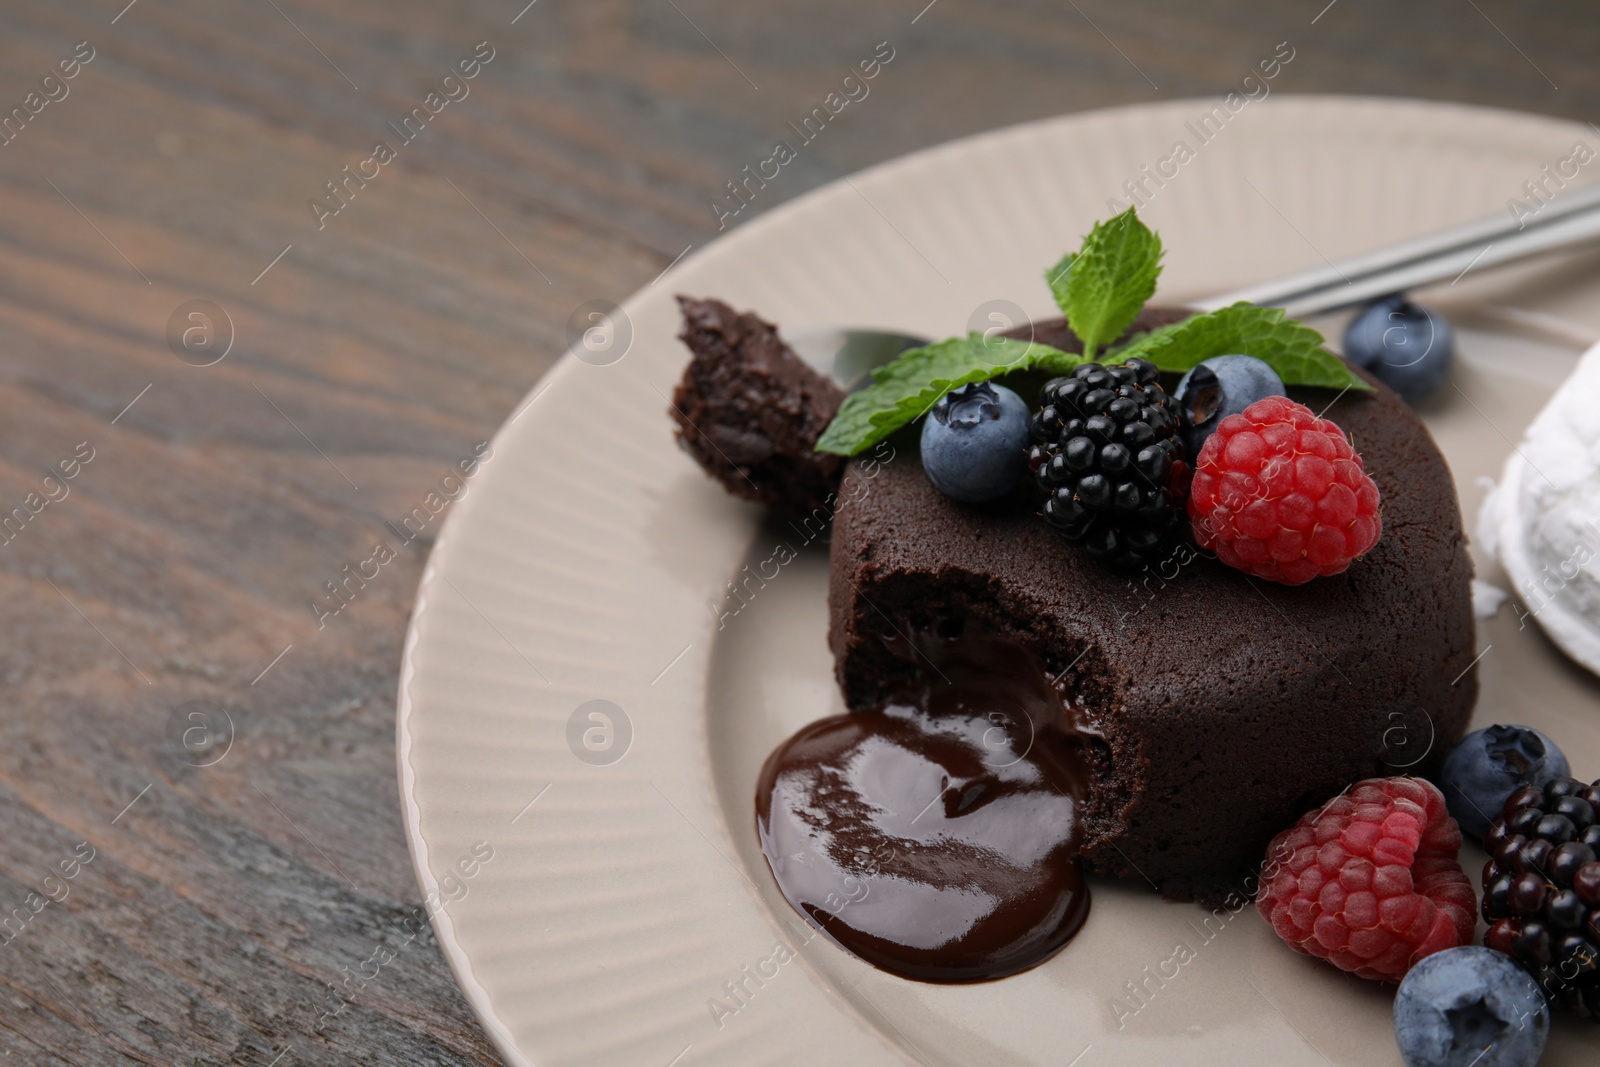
left=1481, top=774, right=1600, bottom=1019
left=1028, top=358, right=1189, bottom=566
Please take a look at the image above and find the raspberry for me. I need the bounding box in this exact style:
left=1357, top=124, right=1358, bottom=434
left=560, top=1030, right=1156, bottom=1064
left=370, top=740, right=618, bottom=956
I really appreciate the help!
left=1481, top=775, right=1600, bottom=1019
left=1187, top=395, right=1382, bottom=585
left=1257, top=777, right=1477, bottom=983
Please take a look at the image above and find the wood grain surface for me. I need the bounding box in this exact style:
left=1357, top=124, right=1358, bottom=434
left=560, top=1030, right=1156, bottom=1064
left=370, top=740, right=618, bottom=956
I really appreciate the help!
left=0, top=1, right=1596, bottom=1063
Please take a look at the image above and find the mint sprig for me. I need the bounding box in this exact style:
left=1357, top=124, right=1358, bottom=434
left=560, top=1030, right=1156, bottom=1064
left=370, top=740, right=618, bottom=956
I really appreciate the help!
left=1111, top=303, right=1372, bottom=391
left=814, top=335, right=1081, bottom=456
left=813, top=210, right=1372, bottom=457
left=1049, top=208, right=1162, bottom=360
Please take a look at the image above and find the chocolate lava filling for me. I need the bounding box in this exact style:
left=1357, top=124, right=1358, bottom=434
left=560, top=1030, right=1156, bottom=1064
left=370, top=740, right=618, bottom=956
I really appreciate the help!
left=755, top=622, right=1095, bottom=983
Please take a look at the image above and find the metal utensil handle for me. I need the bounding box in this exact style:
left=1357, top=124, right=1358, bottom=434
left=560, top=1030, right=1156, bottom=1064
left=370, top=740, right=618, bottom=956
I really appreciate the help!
left=1197, top=181, right=1600, bottom=316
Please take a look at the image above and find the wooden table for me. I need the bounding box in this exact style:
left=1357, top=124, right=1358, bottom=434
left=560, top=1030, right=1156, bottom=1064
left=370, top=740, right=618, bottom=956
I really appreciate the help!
left=1, top=1, right=1595, bottom=1062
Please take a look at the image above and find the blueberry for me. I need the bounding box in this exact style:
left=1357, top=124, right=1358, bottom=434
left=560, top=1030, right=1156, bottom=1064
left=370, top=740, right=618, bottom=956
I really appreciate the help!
left=1172, top=354, right=1285, bottom=458
left=1440, top=725, right=1570, bottom=840
left=920, top=381, right=1030, bottom=502
left=1394, top=947, right=1548, bottom=1067
left=1343, top=295, right=1455, bottom=405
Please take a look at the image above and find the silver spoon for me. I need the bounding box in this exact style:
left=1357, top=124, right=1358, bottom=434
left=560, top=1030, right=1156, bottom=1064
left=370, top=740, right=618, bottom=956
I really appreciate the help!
left=786, top=182, right=1600, bottom=379
left=784, top=326, right=928, bottom=391
left=1198, top=181, right=1600, bottom=316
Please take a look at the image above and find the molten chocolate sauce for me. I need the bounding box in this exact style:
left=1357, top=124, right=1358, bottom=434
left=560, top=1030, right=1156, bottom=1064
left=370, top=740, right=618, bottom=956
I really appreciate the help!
left=755, top=628, right=1094, bottom=983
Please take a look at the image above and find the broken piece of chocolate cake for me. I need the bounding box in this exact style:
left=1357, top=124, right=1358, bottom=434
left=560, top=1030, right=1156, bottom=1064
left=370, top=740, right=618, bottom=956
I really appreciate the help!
left=670, top=297, right=846, bottom=520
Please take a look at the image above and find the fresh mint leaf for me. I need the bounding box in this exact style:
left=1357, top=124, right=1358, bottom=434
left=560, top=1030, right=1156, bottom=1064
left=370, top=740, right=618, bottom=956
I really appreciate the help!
left=1044, top=252, right=1075, bottom=314
left=1052, top=209, right=1162, bottom=360
left=815, top=213, right=1366, bottom=458
left=1111, top=302, right=1372, bottom=391
left=814, top=334, right=1082, bottom=456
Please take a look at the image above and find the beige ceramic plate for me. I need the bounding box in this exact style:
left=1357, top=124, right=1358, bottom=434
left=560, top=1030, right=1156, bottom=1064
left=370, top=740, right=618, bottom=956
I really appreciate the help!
left=399, top=97, right=1600, bottom=1066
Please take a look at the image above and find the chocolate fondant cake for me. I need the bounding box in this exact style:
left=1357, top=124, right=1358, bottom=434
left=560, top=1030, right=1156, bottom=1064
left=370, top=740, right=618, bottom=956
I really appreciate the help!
left=827, top=314, right=1478, bottom=900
